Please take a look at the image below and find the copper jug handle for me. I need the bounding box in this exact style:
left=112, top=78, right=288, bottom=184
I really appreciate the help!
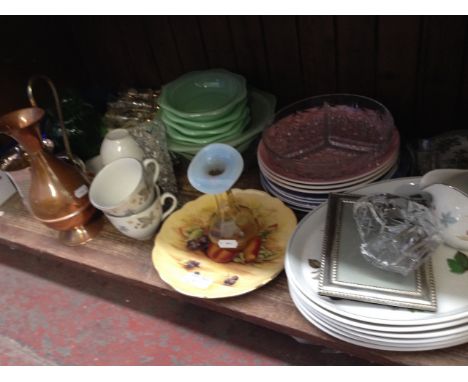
left=27, top=75, right=75, bottom=163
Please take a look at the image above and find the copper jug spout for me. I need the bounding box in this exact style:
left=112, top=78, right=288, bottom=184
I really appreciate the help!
left=0, top=107, right=102, bottom=246
left=0, top=107, right=44, bottom=152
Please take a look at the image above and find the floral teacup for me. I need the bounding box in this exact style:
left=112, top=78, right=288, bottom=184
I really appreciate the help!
left=106, top=186, right=178, bottom=240
left=420, top=169, right=468, bottom=251
left=89, top=157, right=160, bottom=217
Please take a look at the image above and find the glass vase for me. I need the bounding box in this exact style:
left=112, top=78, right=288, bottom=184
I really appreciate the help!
left=187, top=143, right=259, bottom=250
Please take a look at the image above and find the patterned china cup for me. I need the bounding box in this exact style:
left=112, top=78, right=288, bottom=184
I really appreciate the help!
left=89, top=157, right=160, bottom=217
left=420, top=169, right=468, bottom=251
left=106, top=185, right=178, bottom=240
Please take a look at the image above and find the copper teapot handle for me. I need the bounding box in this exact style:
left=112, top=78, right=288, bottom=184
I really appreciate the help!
left=27, top=75, right=74, bottom=163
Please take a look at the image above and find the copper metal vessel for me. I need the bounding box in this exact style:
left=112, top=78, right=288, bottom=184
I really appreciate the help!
left=0, top=107, right=102, bottom=245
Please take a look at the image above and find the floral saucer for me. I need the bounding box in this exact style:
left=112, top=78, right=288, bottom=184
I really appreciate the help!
left=152, top=189, right=297, bottom=298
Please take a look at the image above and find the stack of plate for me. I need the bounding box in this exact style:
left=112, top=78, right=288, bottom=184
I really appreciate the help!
left=158, top=69, right=275, bottom=160
left=257, top=94, right=401, bottom=213
left=285, top=177, right=468, bottom=351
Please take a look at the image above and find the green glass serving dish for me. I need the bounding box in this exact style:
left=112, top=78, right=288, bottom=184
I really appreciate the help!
left=167, top=88, right=276, bottom=156
left=158, top=69, right=247, bottom=121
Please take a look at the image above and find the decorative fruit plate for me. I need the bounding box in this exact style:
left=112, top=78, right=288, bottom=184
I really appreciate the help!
left=152, top=189, right=297, bottom=298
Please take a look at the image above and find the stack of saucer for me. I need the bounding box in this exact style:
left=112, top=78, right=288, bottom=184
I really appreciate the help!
left=158, top=69, right=275, bottom=159
left=258, top=94, right=401, bottom=213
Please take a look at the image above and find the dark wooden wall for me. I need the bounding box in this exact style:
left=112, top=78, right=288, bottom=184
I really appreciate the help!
left=1, top=15, right=468, bottom=139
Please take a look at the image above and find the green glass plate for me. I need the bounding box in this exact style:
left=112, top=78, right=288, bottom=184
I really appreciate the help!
left=165, top=115, right=251, bottom=145
left=158, top=69, right=247, bottom=121
left=162, top=109, right=250, bottom=138
left=161, top=98, right=248, bottom=129
left=167, top=88, right=276, bottom=154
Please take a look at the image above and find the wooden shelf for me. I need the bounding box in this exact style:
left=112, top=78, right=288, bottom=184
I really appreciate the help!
left=1, top=162, right=467, bottom=365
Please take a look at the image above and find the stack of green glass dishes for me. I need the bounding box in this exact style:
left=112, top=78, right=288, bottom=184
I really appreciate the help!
left=157, top=69, right=276, bottom=159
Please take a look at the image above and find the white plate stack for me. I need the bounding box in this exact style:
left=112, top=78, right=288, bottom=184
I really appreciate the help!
left=258, top=140, right=400, bottom=213
left=285, top=177, right=468, bottom=351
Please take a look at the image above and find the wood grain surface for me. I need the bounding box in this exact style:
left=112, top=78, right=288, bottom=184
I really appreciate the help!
left=1, top=16, right=468, bottom=139
left=1, top=161, right=468, bottom=366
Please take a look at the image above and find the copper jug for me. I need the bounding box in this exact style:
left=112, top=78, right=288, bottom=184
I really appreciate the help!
left=0, top=107, right=103, bottom=245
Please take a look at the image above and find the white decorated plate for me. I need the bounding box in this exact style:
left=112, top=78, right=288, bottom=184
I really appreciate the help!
left=289, top=280, right=468, bottom=351
left=285, top=177, right=468, bottom=327
left=258, top=152, right=398, bottom=192
left=260, top=174, right=326, bottom=200
left=289, top=276, right=468, bottom=339
left=290, top=282, right=468, bottom=351
left=288, top=268, right=468, bottom=334
left=260, top=177, right=324, bottom=206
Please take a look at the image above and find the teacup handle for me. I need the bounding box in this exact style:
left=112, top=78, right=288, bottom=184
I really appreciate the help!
left=143, top=158, right=160, bottom=186
left=160, top=192, right=178, bottom=220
